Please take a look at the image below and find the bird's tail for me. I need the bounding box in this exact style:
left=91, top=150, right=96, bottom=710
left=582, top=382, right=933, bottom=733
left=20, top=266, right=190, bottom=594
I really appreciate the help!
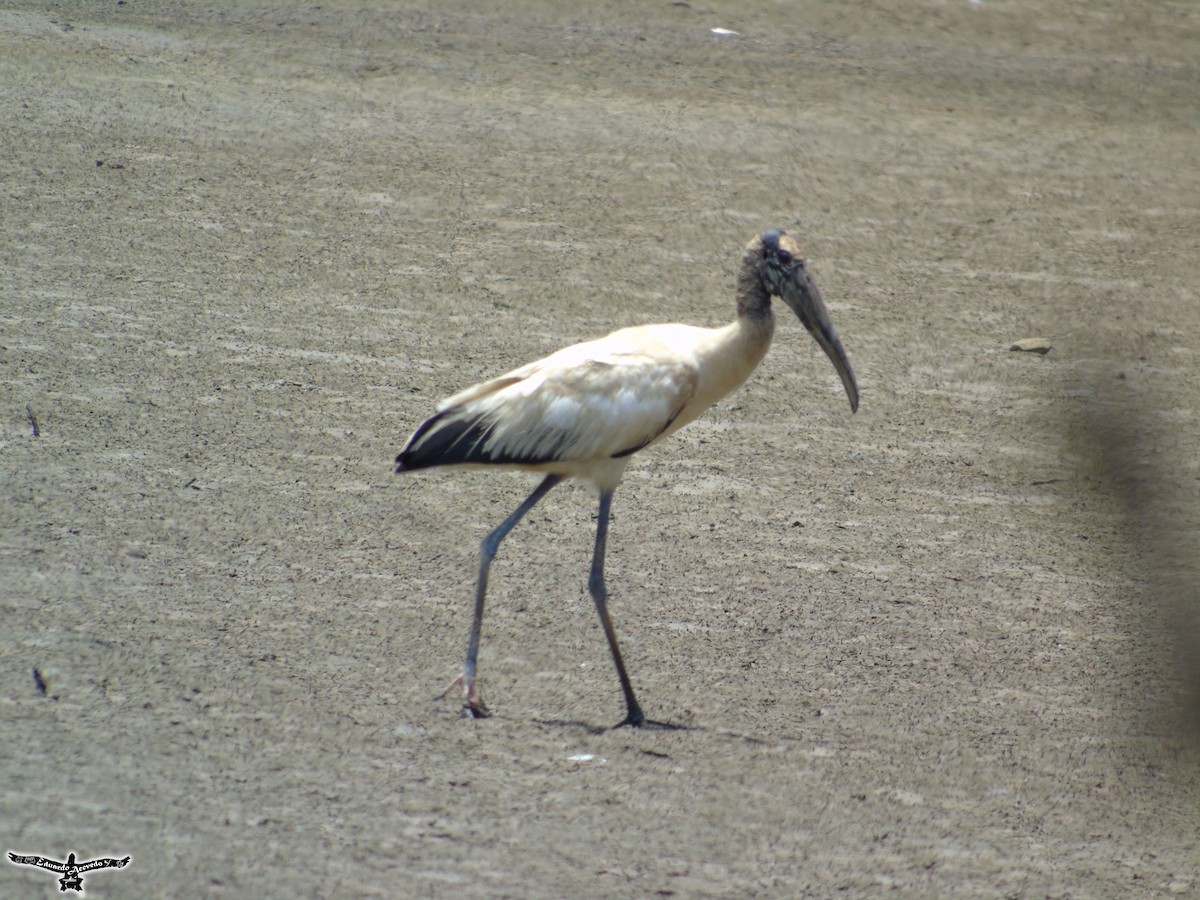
left=396, top=408, right=497, bottom=472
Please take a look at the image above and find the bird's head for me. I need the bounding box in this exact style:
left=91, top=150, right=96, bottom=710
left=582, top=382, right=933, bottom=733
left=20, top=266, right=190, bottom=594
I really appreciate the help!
left=747, top=227, right=859, bottom=413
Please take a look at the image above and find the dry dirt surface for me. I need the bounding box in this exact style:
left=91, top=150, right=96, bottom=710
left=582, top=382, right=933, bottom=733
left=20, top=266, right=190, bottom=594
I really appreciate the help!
left=3, top=1, right=1199, bottom=897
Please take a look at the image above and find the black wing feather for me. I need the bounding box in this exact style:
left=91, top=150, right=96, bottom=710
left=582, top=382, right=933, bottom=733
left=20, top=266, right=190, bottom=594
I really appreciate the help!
left=395, top=408, right=569, bottom=471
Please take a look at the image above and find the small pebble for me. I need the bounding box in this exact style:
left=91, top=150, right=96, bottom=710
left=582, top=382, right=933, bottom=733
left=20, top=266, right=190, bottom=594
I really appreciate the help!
left=1009, top=338, right=1052, bottom=354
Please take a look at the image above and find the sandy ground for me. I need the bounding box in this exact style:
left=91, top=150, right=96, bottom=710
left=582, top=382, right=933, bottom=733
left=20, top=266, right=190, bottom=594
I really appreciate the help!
left=3, top=1, right=1199, bottom=896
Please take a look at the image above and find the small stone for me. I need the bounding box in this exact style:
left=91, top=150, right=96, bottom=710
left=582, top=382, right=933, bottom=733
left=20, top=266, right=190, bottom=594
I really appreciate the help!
left=1010, top=338, right=1052, bottom=354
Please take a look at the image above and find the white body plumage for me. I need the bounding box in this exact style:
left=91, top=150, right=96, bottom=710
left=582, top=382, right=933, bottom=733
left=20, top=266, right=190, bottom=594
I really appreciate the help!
left=411, top=316, right=774, bottom=491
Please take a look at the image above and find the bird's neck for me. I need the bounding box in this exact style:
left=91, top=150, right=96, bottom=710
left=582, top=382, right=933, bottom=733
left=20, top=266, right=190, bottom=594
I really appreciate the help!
left=734, top=259, right=776, bottom=371
left=691, top=288, right=775, bottom=410
left=732, top=247, right=777, bottom=359
left=730, top=299, right=775, bottom=371
left=735, top=250, right=773, bottom=321
left=670, top=311, right=774, bottom=437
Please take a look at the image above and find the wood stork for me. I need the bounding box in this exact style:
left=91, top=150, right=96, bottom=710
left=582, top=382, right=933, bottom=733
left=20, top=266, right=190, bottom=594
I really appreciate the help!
left=396, top=228, right=858, bottom=728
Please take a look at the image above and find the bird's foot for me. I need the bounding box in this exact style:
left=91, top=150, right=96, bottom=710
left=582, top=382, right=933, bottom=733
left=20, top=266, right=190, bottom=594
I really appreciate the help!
left=610, top=708, right=687, bottom=731
left=436, top=672, right=490, bottom=719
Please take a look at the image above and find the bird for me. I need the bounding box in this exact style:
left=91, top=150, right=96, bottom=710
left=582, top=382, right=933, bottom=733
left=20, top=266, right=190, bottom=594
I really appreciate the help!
left=8, top=851, right=131, bottom=893
left=395, top=228, right=858, bottom=728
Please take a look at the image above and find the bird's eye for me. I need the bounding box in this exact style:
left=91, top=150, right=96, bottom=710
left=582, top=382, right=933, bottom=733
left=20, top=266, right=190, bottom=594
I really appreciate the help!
left=776, top=250, right=793, bottom=265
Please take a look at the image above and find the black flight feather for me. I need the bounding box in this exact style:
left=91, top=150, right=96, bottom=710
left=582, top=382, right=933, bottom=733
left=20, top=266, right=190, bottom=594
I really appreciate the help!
left=396, top=408, right=571, bottom=471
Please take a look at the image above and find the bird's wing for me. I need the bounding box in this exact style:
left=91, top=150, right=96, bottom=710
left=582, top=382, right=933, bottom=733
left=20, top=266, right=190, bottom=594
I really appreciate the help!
left=8, top=854, right=67, bottom=872
left=485, top=352, right=698, bottom=461
left=399, top=346, right=697, bottom=469
left=78, top=857, right=131, bottom=871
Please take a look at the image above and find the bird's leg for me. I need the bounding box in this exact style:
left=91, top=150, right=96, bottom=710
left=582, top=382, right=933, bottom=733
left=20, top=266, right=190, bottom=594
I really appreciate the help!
left=449, top=474, right=562, bottom=719
left=589, top=489, right=648, bottom=728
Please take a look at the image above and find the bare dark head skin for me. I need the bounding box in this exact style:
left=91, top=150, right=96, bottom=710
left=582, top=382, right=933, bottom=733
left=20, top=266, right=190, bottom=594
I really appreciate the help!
left=760, top=227, right=785, bottom=253
left=743, top=228, right=859, bottom=413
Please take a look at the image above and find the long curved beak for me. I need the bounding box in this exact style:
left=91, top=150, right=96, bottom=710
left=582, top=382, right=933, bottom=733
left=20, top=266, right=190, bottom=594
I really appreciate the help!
left=781, top=267, right=859, bottom=413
